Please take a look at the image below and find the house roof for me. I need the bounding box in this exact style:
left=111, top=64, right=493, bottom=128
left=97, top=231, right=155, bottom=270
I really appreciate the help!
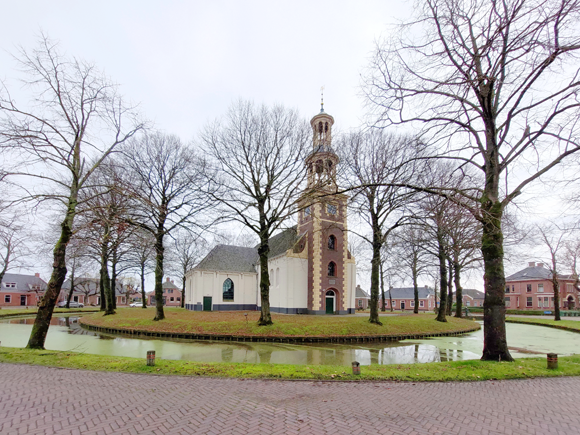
left=194, top=244, right=259, bottom=273
left=1, top=272, right=47, bottom=292
left=193, top=227, right=299, bottom=274
left=61, top=278, right=131, bottom=296
left=163, top=279, right=179, bottom=290
left=382, top=287, right=434, bottom=299
left=462, top=289, right=485, bottom=300
left=505, top=264, right=572, bottom=282
left=355, top=285, right=370, bottom=299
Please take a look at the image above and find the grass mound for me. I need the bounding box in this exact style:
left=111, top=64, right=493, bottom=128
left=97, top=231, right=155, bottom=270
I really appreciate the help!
left=80, top=308, right=479, bottom=339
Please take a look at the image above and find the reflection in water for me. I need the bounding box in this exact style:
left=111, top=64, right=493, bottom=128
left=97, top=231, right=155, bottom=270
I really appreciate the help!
left=1, top=317, right=579, bottom=366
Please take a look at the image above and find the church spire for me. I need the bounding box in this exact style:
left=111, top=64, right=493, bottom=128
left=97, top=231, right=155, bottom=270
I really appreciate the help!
left=320, top=86, right=325, bottom=113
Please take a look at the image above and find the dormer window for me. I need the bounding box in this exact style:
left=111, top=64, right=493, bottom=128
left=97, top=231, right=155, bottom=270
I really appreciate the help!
left=5, top=283, right=16, bottom=288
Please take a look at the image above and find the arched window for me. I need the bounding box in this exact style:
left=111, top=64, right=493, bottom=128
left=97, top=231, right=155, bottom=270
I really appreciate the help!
left=315, top=159, right=323, bottom=173
left=328, top=262, right=336, bottom=277
left=328, top=235, right=336, bottom=250
left=223, top=278, right=234, bottom=301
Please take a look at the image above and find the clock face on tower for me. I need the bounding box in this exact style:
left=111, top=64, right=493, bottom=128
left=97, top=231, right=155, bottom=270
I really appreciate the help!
left=327, top=204, right=337, bottom=215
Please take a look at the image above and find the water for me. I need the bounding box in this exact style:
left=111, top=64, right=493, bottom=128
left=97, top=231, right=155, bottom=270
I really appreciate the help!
left=1, top=316, right=579, bottom=366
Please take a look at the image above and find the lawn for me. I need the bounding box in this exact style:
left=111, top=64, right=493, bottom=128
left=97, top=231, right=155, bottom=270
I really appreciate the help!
left=1, top=347, right=579, bottom=382
left=79, top=308, right=479, bottom=338
left=506, top=317, right=580, bottom=333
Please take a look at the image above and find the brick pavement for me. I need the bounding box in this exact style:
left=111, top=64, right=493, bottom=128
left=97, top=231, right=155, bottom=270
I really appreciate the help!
left=1, top=363, right=579, bottom=434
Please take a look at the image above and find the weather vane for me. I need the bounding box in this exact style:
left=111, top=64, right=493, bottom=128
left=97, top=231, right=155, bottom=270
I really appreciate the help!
left=320, top=86, right=325, bottom=113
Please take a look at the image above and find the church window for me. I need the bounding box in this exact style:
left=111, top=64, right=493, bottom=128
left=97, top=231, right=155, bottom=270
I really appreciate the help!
left=318, top=122, right=323, bottom=133
left=276, top=268, right=280, bottom=286
left=325, top=122, right=329, bottom=132
left=304, top=206, right=311, bottom=216
left=327, top=204, right=337, bottom=215
left=328, top=262, right=336, bottom=277
left=328, top=235, right=336, bottom=250
left=326, top=160, right=333, bottom=171
left=223, top=278, right=234, bottom=301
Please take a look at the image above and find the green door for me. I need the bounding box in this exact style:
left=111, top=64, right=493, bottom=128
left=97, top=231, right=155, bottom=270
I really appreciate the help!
left=326, top=297, right=334, bottom=314
left=203, top=296, right=212, bottom=312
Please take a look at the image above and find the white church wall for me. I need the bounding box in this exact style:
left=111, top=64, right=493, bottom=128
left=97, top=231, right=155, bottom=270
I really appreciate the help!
left=185, top=269, right=258, bottom=311
left=265, top=254, right=308, bottom=314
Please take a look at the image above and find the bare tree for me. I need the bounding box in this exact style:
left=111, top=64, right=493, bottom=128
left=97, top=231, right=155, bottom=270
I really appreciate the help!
left=202, top=101, right=310, bottom=326
left=341, top=130, right=422, bottom=324
left=123, top=229, right=155, bottom=308
left=168, top=230, right=209, bottom=308
left=119, top=132, right=211, bottom=321
left=366, top=0, right=580, bottom=361
left=538, top=225, right=566, bottom=320
left=0, top=217, right=28, bottom=285
left=0, top=36, right=143, bottom=349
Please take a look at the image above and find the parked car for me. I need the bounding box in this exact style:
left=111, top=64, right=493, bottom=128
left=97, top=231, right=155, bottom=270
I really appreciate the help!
left=129, top=302, right=143, bottom=307
left=57, top=301, right=84, bottom=308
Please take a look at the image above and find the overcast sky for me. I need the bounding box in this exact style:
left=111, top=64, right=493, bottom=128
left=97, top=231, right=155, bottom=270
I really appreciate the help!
left=0, top=1, right=412, bottom=140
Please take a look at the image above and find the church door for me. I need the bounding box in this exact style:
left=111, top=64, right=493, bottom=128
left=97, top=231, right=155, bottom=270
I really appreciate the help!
left=203, top=296, right=212, bottom=312
left=401, top=301, right=406, bottom=310
left=325, top=290, right=335, bottom=314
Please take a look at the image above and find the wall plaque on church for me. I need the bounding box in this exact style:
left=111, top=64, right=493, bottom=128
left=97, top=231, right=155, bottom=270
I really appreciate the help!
left=329, top=279, right=336, bottom=285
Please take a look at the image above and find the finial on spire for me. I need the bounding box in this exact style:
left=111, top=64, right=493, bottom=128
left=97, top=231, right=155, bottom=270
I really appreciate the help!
left=320, top=86, right=325, bottom=113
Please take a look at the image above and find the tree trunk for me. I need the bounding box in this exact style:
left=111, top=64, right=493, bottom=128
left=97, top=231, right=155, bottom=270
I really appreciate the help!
left=181, top=274, right=186, bottom=308
left=435, top=226, right=447, bottom=323
left=111, top=247, right=117, bottom=309
left=412, top=259, right=419, bottom=314
left=153, top=230, right=165, bottom=321
left=389, top=288, right=394, bottom=312
left=380, top=261, right=386, bottom=312
left=480, top=199, right=513, bottom=361
left=27, top=192, right=77, bottom=349
left=369, top=214, right=383, bottom=325
left=257, top=235, right=273, bottom=326
left=447, top=258, right=453, bottom=316
left=454, top=253, right=463, bottom=318
left=140, top=263, right=147, bottom=308
left=552, top=272, right=561, bottom=321
left=102, top=238, right=115, bottom=316
left=99, top=275, right=106, bottom=311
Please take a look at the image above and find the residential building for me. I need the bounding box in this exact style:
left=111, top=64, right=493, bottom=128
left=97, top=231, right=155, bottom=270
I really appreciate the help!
left=462, top=289, right=485, bottom=307
left=355, top=285, right=370, bottom=310
left=0, top=272, right=47, bottom=307
left=505, top=262, right=577, bottom=310
left=148, top=278, right=182, bottom=307
left=380, top=286, right=435, bottom=311
left=59, top=278, right=136, bottom=307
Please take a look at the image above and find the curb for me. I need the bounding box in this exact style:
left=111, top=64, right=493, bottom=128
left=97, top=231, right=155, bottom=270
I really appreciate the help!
left=506, top=319, right=580, bottom=334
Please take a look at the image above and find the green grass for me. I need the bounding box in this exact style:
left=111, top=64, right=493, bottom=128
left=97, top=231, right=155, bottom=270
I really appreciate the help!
left=1, top=347, right=579, bottom=381
left=506, top=317, right=580, bottom=333
left=79, top=308, right=479, bottom=338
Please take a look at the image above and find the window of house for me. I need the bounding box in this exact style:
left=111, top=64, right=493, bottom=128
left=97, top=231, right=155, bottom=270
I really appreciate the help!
left=177, top=297, right=181, bottom=301
left=358, top=299, right=362, bottom=307
left=392, top=300, right=396, bottom=307
left=538, top=298, right=543, bottom=308
left=420, top=300, right=424, bottom=307
left=526, top=297, right=533, bottom=307
left=223, top=278, right=234, bottom=301
left=466, top=301, right=471, bottom=307
left=567, top=283, right=574, bottom=293
left=512, top=285, right=515, bottom=292
left=328, top=235, right=336, bottom=250
left=5, top=283, right=16, bottom=288
left=544, top=297, right=549, bottom=307
left=538, top=284, right=544, bottom=293
left=4, top=295, right=11, bottom=303
left=550, top=297, right=555, bottom=307
left=121, top=297, right=126, bottom=304
left=385, top=300, right=389, bottom=307
left=170, top=297, right=174, bottom=302
left=505, top=297, right=510, bottom=307
left=410, top=301, right=415, bottom=307
left=526, top=284, right=532, bottom=293
left=328, top=262, right=336, bottom=277
left=505, top=286, right=510, bottom=293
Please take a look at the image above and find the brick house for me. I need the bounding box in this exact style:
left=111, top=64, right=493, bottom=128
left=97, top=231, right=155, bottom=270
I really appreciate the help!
left=505, top=262, right=577, bottom=310
left=148, top=277, right=182, bottom=307
left=59, top=278, right=136, bottom=307
left=380, top=286, right=435, bottom=311
left=355, top=285, right=370, bottom=309
left=462, top=289, right=485, bottom=308
left=0, top=272, right=47, bottom=307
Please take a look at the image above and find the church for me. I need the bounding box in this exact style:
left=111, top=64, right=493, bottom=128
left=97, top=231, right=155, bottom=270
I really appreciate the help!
left=184, top=108, right=357, bottom=314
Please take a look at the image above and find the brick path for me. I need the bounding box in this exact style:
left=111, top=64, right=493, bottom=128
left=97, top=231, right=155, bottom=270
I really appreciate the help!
left=1, top=363, right=579, bottom=434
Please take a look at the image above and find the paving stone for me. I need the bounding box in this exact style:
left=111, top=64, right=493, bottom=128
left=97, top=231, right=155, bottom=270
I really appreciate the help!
left=1, top=363, right=580, bottom=434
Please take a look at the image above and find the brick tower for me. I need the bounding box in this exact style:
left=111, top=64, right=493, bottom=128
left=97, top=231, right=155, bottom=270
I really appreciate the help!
left=297, top=106, right=355, bottom=314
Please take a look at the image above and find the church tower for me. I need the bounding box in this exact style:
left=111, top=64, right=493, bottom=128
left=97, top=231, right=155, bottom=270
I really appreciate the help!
left=297, top=105, right=356, bottom=314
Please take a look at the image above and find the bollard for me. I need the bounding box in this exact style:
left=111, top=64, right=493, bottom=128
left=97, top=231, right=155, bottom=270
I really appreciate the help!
left=352, top=361, right=361, bottom=375
left=147, top=350, right=156, bottom=366
left=547, top=353, right=558, bottom=370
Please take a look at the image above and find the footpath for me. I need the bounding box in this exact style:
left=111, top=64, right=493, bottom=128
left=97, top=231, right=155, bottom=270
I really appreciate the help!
left=1, top=363, right=579, bottom=434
